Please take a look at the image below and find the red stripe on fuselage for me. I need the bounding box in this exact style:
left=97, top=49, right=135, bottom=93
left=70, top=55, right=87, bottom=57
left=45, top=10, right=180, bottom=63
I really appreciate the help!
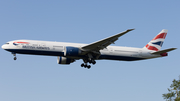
left=14, top=42, right=29, bottom=44
left=152, top=33, right=167, bottom=40
left=146, top=44, right=159, bottom=51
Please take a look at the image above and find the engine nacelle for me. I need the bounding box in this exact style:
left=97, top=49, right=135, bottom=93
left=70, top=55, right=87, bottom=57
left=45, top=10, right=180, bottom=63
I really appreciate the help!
left=65, top=46, right=81, bottom=56
left=57, top=56, right=75, bottom=64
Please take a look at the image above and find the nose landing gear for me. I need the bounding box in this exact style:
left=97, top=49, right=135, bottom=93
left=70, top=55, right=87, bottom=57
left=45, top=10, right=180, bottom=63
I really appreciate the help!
left=12, top=52, right=17, bottom=60
left=14, top=57, right=17, bottom=60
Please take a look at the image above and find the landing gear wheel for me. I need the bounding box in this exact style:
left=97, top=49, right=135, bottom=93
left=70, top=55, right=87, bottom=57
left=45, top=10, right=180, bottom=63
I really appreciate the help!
left=84, top=64, right=87, bottom=68
left=81, top=63, right=84, bottom=67
left=80, top=63, right=91, bottom=69
left=87, top=65, right=91, bottom=69
left=81, top=59, right=95, bottom=69
left=14, top=57, right=17, bottom=60
left=92, top=60, right=96, bottom=65
left=12, top=52, right=17, bottom=60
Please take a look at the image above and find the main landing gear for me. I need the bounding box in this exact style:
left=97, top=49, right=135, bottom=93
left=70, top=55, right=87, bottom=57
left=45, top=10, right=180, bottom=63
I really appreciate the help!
left=12, top=52, right=17, bottom=60
left=81, top=63, right=91, bottom=69
left=81, top=59, right=96, bottom=69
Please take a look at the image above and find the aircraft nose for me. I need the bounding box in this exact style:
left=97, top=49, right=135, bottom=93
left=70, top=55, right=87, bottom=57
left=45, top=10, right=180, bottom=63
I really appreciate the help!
left=1, top=44, right=5, bottom=49
left=1, top=44, right=8, bottom=50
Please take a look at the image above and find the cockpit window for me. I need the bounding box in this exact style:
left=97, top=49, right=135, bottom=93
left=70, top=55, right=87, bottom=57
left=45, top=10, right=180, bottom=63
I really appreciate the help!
left=5, top=43, right=9, bottom=44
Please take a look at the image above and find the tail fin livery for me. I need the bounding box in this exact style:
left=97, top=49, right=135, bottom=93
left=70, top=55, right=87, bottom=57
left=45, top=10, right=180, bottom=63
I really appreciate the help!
left=143, top=29, right=168, bottom=51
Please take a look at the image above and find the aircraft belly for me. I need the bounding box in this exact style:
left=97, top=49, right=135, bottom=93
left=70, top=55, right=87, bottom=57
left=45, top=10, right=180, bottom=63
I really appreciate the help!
left=99, top=54, right=145, bottom=61
left=5, top=49, right=64, bottom=56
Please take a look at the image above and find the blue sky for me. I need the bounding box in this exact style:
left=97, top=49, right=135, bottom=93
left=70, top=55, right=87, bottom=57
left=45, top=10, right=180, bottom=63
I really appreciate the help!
left=0, top=0, right=180, bottom=101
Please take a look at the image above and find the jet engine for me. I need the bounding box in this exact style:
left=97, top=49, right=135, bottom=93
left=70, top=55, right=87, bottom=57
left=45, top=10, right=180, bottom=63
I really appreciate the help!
left=65, top=46, right=81, bottom=56
left=57, top=56, right=75, bottom=64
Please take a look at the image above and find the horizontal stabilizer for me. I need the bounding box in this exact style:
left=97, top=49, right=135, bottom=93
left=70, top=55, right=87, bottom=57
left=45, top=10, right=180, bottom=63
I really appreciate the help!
left=151, top=48, right=177, bottom=54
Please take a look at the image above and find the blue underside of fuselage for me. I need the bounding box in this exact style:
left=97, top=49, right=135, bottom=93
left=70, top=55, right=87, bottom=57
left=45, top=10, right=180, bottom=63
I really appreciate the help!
left=6, top=49, right=64, bottom=56
left=98, top=55, right=145, bottom=61
left=5, top=49, right=145, bottom=61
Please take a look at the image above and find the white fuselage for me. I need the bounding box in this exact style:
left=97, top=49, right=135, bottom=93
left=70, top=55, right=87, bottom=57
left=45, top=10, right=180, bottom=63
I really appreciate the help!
left=2, top=40, right=163, bottom=61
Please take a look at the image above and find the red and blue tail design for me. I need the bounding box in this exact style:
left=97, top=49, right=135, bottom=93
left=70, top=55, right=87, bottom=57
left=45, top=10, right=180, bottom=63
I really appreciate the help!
left=143, top=29, right=168, bottom=51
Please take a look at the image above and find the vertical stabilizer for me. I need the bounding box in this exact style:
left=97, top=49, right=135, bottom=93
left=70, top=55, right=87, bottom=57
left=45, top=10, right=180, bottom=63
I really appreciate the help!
left=143, top=29, right=168, bottom=51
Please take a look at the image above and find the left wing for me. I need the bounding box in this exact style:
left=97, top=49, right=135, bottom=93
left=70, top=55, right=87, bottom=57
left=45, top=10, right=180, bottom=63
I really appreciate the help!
left=82, top=29, right=134, bottom=51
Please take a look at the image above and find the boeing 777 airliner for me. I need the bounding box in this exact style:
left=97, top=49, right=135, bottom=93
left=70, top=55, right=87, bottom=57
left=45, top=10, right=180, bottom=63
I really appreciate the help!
left=2, top=29, right=177, bottom=69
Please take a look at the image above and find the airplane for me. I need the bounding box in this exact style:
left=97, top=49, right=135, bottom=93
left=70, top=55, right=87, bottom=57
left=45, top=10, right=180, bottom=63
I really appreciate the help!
left=1, top=29, right=177, bottom=69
